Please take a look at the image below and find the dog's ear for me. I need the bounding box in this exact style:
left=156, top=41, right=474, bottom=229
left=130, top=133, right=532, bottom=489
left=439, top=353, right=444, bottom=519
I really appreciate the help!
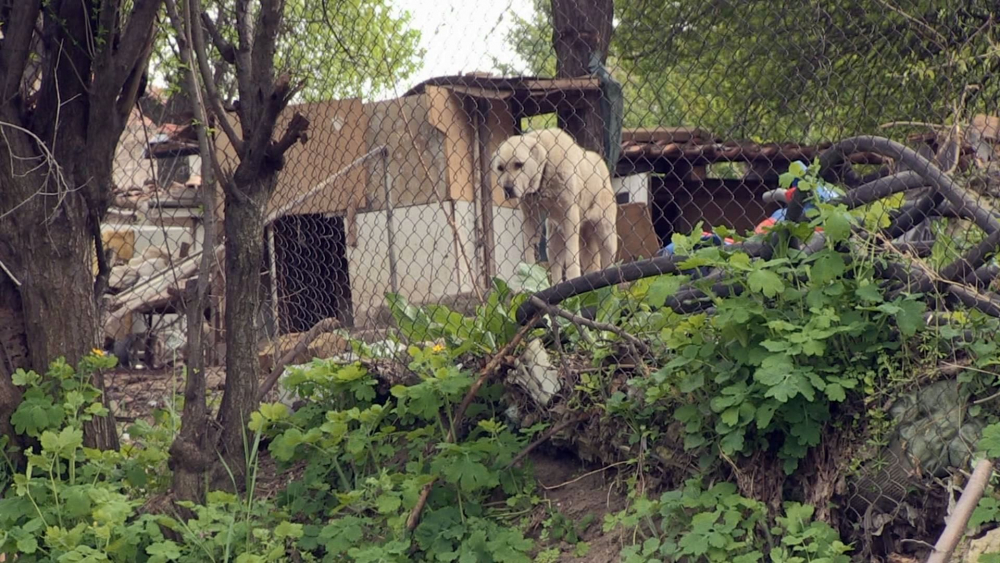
left=527, top=137, right=548, bottom=193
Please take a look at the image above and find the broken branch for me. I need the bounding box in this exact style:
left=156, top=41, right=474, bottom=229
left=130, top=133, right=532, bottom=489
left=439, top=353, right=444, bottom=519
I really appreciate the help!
left=528, top=295, right=650, bottom=356
left=257, top=317, right=341, bottom=402
left=405, top=315, right=541, bottom=531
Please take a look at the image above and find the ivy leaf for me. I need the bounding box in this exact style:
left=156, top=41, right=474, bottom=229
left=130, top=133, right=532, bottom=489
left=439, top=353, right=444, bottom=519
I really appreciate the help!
left=748, top=269, right=784, bottom=298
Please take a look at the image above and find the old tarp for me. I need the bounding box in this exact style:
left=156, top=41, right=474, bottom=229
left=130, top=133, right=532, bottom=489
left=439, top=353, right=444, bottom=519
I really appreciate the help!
left=589, top=53, right=623, bottom=174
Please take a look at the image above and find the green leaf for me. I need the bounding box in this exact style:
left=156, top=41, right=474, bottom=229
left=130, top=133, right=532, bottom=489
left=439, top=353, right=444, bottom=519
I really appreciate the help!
left=274, top=521, right=305, bottom=540
left=979, top=423, right=1000, bottom=457
left=376, top=494, right=402, bottom=514
left=515, top=262, right=551, bottom=293
left=855, top=282, right=884, bottom=303
left=146, top=540, right=182, bottom=561
left=16, top=536, right=38, bottom=554
left=720, top=430, right=745, bottom=454
left=809, top=252, right=846, bottom=285
left=894, top=298, right=927, bottom=337
left=756, top=401, right=779, bottom=428
left=822, top=208, right=853, bottom=243
left=678, top=372, right=705, bottom=393
left=434, top=453, right=497, bottom=493
left=645, top=275, right=686, bottom=306
left=748, top=269, right=784, bottom=298
left=825, top=383, right=847, bottom=402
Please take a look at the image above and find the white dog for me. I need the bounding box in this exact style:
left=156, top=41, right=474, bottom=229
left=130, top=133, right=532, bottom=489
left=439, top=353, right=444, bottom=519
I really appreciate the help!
left=492, top=128, right=619, bottom=282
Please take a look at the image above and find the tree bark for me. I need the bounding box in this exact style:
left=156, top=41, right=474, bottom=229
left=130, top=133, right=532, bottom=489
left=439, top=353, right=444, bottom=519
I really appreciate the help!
left=551, top=0, right=614, bottom=154
left=163, top=0, right=219, bottom=503
left=213, top=182, right=273, bottom=489
left=189, top=0, right=309, bottom=492
left=0, top=0, right=161, bottom=454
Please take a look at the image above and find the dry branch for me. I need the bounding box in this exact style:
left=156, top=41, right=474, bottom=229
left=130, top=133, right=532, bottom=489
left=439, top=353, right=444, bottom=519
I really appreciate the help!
left=405, top=316, right=540, bottom=531
left=528, top=295, right=650, bottom=356
left=257, top=317, right=341, bottom=402
left=926, top=459, right=994, bottom=563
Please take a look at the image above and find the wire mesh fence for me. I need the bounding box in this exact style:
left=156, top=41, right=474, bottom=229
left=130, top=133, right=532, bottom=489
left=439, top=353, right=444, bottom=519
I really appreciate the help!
left=77, top=0, right=1000, bottom=558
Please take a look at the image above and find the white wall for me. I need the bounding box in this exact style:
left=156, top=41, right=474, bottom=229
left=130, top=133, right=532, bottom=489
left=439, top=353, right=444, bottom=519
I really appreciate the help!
left=613, top=173, right=650, bottom=204
left=348, top=201, right=478, bottom=327
left=492, top=205, right=527, bottom=287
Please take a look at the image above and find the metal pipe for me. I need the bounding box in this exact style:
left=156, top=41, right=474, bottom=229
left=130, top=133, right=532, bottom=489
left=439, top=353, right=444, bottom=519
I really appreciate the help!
left=383, top=150, right=399, bottom=294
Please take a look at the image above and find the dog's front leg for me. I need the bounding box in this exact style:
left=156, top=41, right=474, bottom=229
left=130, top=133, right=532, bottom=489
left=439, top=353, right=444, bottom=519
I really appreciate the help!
left=557, top=204, right=583, bottom=280
left=519, top=201, right=542, bottom=265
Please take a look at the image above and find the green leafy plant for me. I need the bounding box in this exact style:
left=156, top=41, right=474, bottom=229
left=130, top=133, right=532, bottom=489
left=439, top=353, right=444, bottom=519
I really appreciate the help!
left=604, top=480, right=850, bottom=563
left=255, top=344, right=538, bottom=562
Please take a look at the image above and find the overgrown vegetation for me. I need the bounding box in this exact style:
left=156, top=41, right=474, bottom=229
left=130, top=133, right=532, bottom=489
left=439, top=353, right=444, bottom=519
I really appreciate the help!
left=7, top=160, right=1000, bottom=561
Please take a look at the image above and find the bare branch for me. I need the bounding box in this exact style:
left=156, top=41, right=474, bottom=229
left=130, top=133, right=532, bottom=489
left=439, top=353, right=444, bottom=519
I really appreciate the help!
left=233, top=0, right=254, bottom=100
left=192, top=2, right=244, bottom=154
left=268, top=111, right=309, bottom=161
left=0, top=0, right=42, bottom=104
left=528, top=295, right=651, bottom=356
left=250, top=0, right=285, bottom=92
left=110, top=0, right=162, bottom=86
left=199, top=12, right=237, bottom=64
left=257, top=317, right=340, bottom=401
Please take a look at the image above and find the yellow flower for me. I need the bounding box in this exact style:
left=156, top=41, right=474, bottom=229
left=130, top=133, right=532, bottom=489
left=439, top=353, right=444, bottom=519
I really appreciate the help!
left=431, top=343, right=445, bottom=353
left=92, top=348, right=106, bottom=357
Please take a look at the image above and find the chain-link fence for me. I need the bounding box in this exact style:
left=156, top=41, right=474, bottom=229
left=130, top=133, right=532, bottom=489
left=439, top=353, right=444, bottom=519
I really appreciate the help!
left=87, top=0, right=1000, bottom=558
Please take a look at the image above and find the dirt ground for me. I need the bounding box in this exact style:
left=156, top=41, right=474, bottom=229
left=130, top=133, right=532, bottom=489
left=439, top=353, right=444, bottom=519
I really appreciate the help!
left=528, top=452, right=630, bottom=562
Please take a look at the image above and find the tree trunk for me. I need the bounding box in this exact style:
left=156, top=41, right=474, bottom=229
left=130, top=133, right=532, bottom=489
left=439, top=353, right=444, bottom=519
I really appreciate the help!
left=551, top=0, right=614, bottom=154
left=213, top=183, right=273, bottom=490
left=0, top=274, right=28, bottom=463
left=0, top=170, right=120, bottom=452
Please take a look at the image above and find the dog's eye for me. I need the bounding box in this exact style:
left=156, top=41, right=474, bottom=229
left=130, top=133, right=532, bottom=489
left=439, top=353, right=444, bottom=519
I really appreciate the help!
left=512, top=162, right=523, bottom=170
left=497, top=165, right=504, bottom=172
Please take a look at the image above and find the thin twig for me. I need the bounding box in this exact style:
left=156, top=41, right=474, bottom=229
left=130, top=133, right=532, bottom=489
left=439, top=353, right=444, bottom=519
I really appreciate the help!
left=405, top=315, right=540, bottom=531
left=539, top=460, right=632, bottom=490
left=529, top=295, right=650, bottom=356
left=505, top=412, right=594, bottom=470
left=0, top=258, right=21, bottom=286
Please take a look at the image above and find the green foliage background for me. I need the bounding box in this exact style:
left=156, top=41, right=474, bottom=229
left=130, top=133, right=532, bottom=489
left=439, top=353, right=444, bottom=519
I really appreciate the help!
left=501, top=0, right=1000, bottom=142
left=152, top=0, right=424, bottom=102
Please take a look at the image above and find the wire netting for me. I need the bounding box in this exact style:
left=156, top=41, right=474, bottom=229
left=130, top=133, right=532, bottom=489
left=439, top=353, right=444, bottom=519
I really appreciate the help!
left=89, top=0, right=1000, bottom=557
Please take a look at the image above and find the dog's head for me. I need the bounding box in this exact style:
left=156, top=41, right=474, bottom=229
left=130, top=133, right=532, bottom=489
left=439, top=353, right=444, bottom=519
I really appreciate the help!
left=491, top=134, right=547, bottom=200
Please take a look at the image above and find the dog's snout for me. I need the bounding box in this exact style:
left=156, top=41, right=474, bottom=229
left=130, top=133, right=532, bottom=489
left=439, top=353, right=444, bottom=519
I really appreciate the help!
left=502, top=182, right=516, bottom=199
